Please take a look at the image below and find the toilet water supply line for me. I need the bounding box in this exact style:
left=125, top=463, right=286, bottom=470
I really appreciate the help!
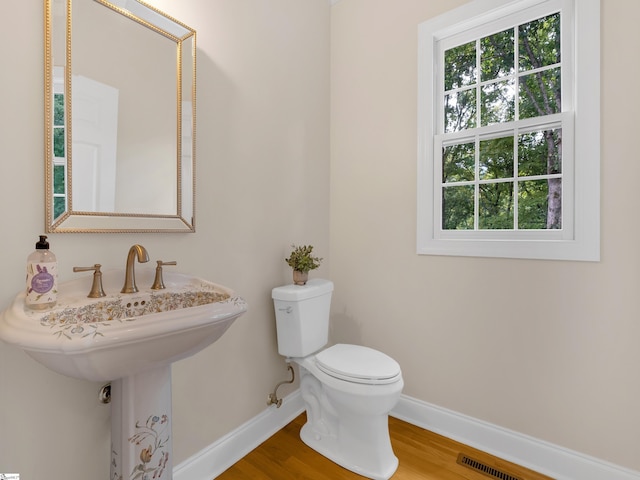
left=267, top=362, right=295, bottom=408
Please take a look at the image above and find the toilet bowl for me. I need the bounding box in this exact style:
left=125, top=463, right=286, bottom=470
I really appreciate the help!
left=295, top=344, right=403, bottom=479
left=272, top=280, right=403, bottom=480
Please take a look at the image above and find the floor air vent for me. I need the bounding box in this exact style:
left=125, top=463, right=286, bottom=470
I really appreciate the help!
left=456, top=453, right=523, bottom=480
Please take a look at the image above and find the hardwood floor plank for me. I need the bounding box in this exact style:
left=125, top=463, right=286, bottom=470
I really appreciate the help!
left=216, top=413, right=553, bottom=479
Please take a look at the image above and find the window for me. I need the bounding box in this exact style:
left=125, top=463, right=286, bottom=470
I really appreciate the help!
left=52, top=66, right=67, bottom=221
left=417, top=0, right=600, bottom=261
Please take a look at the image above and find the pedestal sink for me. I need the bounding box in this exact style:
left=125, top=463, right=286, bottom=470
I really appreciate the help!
left=0, top=268, right=247, bottom=480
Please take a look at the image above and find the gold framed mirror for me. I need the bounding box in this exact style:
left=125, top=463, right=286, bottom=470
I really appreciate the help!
left=45, top=0, right=196, bottom=233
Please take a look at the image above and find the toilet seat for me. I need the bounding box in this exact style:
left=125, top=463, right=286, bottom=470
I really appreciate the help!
left=315, top=344, right=401, bottom=385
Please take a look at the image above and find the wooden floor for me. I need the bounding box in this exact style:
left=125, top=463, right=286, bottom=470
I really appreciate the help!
left=216, top=413, right=553, bottom=479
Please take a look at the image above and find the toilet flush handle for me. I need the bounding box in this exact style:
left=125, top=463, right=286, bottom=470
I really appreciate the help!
left=279, top=306, right=293, bottom=314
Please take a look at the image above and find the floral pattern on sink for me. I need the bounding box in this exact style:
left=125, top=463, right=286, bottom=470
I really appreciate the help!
left=128, top=413, right=170, bottom=480
left=36, top=287, right=238, bottom=340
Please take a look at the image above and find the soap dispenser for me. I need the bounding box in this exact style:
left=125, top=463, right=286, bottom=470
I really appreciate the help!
left=25, top=235, right=58, bottom=310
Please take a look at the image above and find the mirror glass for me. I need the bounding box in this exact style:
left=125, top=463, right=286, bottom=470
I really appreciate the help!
left=45, top=0, right=196, bottom=232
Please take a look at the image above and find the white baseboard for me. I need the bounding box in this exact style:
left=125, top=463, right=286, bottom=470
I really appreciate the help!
left=392, top=395, right=640, bottom=480
left=173, top=391, right=304, bottom=480
left=174, top=391, right=640, bottom=480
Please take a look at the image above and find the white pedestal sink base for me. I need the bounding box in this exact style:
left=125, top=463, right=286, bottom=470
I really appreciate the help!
left=111, top=366, right=173, bottom=480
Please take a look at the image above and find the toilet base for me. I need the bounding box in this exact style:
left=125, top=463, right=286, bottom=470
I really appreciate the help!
left=292, top=353, right=402, bottom=480
left=299, top=415, right=399, bottom=480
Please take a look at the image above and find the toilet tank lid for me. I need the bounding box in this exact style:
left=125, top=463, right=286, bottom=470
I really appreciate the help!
left=272, top=279, right=333, bottom=301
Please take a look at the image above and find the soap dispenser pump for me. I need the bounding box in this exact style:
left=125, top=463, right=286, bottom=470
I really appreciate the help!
left=25, top=235, right=58, bottom=310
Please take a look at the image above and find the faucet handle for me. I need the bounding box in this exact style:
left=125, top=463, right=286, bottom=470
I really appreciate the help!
left=73, top=264, right=106, bottom=298
left=151, top=261, right=177, bottom=290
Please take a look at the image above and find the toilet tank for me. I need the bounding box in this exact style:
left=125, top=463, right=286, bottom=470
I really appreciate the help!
left=272, top=279, right=333, bottom=358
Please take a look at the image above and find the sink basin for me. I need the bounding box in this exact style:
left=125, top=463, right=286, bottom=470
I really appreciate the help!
left=0, top=266, right=247, bottom=480
left=0, top=268, right=247, bottom=381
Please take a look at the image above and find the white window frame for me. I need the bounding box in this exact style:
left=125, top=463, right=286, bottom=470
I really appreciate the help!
left=417, top=0, right=600, bottom=261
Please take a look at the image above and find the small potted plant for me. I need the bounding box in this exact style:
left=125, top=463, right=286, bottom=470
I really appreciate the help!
left=285, top=244, right=322, bottom=285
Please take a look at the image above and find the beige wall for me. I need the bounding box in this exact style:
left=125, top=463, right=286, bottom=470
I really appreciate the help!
left=330, top=0, right=640, bottom=472
left=0, top=0, right=329, bottom=478
left=2, top=0, right=638, bottom=477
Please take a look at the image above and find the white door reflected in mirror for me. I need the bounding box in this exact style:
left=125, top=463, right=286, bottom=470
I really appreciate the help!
left=72, top=75, right=118, bottom=212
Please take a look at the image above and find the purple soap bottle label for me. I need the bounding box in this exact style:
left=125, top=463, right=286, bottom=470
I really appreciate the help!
left=26, top=262, right=58, bottom=306
left=29, top=265, right=54, bottom=294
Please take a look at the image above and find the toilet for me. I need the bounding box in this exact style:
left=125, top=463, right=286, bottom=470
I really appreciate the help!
left=272, top=279, right=403, bottom=480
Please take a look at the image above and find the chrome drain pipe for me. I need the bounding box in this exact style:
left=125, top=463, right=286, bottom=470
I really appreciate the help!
left=99, top=383, right=111, bottom=404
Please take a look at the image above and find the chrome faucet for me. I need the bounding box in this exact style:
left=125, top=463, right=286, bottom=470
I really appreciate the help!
left=121, top=244, right=150, bottom=293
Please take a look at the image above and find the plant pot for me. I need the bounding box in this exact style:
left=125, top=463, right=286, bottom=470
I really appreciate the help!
left=293, top=270, right=308, bottom=285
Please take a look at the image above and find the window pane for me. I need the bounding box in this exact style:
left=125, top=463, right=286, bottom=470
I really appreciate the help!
left=479, top=182, right=513, bottom=229
left=445, top=89, right=476, bottom=132
left=54, top=93, right=64, bottom=126
left=443, top=142, right=475, bottom=182
left=481, top=28, right=515, bottom=81
left=443, top=185, right=474, bottom=230
left=518, top=179, right=561, bottom=229
left=53, top=127, right=65, bottom=157
left=481, top=79, right=515, bottom=126
left=518, top=128, right=562, bottom=176
left=53, top=197, right=66, bottom=220
left=518, top=67, right=560, bottom=119
left=444, top=41, right=476, bottom=90
left=479, top=136, right=514, bottom=180
left=53, top=165, right=65, bottom=194
left=519, top=13, right=560, bottom=72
